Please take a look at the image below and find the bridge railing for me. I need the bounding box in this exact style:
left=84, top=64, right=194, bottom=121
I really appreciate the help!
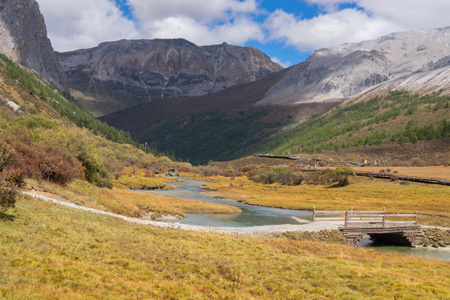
left=312, top=207, right=418, bottom=228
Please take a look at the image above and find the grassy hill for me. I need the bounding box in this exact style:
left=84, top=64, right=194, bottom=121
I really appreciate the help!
left=255, top=90, right=450, bottom=164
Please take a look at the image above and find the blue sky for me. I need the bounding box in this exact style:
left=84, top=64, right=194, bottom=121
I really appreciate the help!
left=37, top=0, right=450, bottom=67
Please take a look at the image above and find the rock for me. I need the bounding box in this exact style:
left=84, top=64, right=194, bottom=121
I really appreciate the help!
left=0, top=0, right=67, bottom=89
left=257, top=27, right=450, bottom=106
left=57, top=39, right=283, bottom=115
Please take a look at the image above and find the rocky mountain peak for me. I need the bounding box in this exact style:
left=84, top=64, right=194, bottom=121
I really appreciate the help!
left=258, top=27, right=450, bottom=105
left=0, top=0, right=67, bottom=89
left=57, top=39, right=283, bottom=116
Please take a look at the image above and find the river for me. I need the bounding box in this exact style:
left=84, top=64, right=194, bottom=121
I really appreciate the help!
left=141, top=177, right=449, bottom=262
left=141, top=178, right=312, bottom=227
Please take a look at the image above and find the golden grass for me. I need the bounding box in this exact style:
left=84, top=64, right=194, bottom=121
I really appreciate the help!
left=113, top=173, right=179, bottom=190
left=26, top=179, right=241, bottom=219
left=189, top=174, right=450, bottom=226
left=1, top=195, right=449, bottom=299
left=353, top=166, right=450, bottom=180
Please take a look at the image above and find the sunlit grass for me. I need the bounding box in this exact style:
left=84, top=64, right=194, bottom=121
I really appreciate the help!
left=189, top=173, right=450, bottom=226
left=26, top=178, right=240, bottom=219
left=0, top=195, right=448, bottom=299
left=353, top=166, right=450, bottom=180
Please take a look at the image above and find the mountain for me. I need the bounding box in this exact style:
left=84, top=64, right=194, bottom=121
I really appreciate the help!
left=257, top=27, right=450, bottom=106
left=100, top=27, right=450, bottom=164
left=0, top=0, right=66, bottom=89
left=57, top=39, right=283, bottom=116
left=100, top=68, right=338, bottom=164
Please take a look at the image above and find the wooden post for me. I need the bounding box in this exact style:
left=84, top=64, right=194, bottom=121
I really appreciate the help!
left=345, top=210, right=349, bottom=228
left=312, top=206, right=316, bottom=222
left=382, top=207, right=386, bottom=227
left=415, top=211, right=418, bottom=225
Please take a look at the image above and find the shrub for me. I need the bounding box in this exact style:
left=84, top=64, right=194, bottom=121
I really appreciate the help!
left=330, top=166, right=355, bottom=187
left=0, top=179, right=17, bottom=213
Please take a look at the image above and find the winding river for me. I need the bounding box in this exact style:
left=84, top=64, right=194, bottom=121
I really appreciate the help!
left=142, top=178, right=312, bottom=227
left=142, top=178, right=449, bottom=262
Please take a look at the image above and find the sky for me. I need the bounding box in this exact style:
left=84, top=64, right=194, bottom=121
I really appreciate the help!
left=36, top=0, right=450, bottom=67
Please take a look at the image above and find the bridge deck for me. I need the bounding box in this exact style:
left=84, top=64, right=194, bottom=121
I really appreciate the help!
left=312, top=207, right=423, bottom=247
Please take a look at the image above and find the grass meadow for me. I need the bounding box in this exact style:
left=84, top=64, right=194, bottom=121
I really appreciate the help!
left=189, top=170, right=450, bottom=227
left=1, top=195, right=449, bottom=299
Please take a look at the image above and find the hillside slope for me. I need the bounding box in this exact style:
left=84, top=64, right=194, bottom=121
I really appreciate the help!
left=100, top=67, right=339, bottom=164
left=57, top=39, right=283, bottom=116
left=259, top=85, right=450, bottom=166
left=258, top=27, right=450, bottom=106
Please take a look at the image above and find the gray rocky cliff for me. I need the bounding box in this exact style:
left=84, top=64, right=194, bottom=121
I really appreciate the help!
left=57, top=39, right=283, bottom=114
left=0, top=0, right=67, bottom=89
left=258, top=27, right=450, bottom=105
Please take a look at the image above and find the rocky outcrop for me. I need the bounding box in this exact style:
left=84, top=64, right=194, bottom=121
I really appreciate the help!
left=57, top=39, right=283, bottom=115
left=258, top=27, right=450, bottom=105
left=0, top=0, right=66, bottom=89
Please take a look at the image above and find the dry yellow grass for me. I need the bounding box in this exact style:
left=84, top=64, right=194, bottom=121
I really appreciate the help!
left=190, top=174, right=450, bottom=226
left=353, top=166, right=450, bottom=180
left=1, top=195, right=449, bottom=299
left=26, top=178, right=241, bottom=219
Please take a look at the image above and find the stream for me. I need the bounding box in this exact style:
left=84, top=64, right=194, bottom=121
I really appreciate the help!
left=141, top=178, right=449, bottom=262
left=141, top=178, right=312, bottom=227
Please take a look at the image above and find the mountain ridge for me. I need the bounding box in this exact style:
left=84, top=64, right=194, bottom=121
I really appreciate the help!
left=0, top=0, right=67, bottom=89
left=57, top=38, right=283, bottom=116
left=258, top=27, right=450, bottom=106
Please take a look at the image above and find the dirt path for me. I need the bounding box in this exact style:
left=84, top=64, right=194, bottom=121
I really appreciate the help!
left=23, top=191, right=342, bottom=237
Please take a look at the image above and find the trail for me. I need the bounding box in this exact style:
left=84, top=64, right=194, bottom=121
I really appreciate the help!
left=22, top=191, right=342, bottom=237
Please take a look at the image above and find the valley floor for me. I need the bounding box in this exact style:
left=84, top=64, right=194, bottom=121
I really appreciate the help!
left=1, top=194, right=449, bottom=299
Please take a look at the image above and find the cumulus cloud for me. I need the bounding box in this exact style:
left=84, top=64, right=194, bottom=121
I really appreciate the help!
left=36, top=0, right=450, bottom=56
left=128, top=0, right=258, bottom=23
left=145, top=16, right=264, bottom=45
left=266, top=0, right=450, bottom=52
left=129, top=0, right=263, bottom=46
left=265, top=8, right=400, bottom=52
left=37, top=0, right=139, bottom=51
left=37, top=0, right=262, bottom=51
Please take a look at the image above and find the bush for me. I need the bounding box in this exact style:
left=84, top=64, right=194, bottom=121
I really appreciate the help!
left=330, top=166, right=355, bottom=187
left=0, top=179, right=17, bottom=213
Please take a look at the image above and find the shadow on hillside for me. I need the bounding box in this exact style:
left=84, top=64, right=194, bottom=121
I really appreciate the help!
left=0, top=212, right=15, bottom=222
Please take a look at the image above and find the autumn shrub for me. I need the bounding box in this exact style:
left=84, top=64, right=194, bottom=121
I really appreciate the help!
left=0, top=132, right=82, bottom=186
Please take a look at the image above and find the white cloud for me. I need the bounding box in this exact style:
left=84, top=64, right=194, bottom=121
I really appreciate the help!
left=37, top=0, right=262, bottom=51
left=128, top=0, right=258, bottom=23
left=357, top=0, right=450, bottom=29
left=130, top=0, right=263, bottom=46
left=36, top=0, right=450, bottom=56
left=143, top=16, right=264, bottom=46
left=265, top=8, right=400, bottom=52
left=37, top=0, right=140, bottom=51
left=266, top=0, right=450, bottom=52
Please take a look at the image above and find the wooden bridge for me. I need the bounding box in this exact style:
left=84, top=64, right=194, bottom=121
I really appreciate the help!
left=312, top=207, right=423, bottom=247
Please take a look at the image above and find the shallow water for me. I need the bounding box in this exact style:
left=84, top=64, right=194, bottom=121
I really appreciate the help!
left=359, top=239, right=450, bottom=262
left=141, top=178, right=450, bottom=262
left=139, top=178, right=311, bottom=227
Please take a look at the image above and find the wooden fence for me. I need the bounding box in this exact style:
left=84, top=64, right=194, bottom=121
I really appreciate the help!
left=354, top=171, right=450, bottom=186
left=312, top=207, right=418, bottom=228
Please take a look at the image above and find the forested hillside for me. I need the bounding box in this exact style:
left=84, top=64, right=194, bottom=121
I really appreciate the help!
left=258, top=90, right=449, bottom=156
